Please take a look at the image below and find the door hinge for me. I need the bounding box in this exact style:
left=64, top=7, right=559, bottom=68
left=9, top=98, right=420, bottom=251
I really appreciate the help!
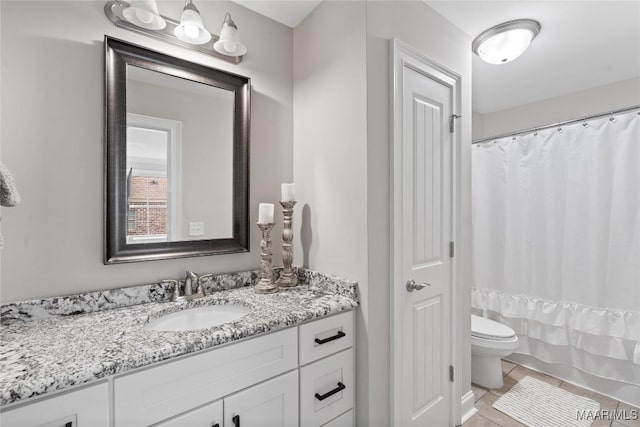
left=449, top=241, right=455, bottom=258
left=449, top=365, right=454, bottom=382
left=449, top=114, right=461, bottom=133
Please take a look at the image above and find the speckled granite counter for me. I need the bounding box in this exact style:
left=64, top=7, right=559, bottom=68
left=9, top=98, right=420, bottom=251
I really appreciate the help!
left=0, top=268, right=358, bottom=406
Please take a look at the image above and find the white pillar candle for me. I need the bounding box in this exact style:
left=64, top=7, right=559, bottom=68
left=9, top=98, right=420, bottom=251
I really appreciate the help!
left=281, top=183, right=295, bottom=202
left=258, top=203, right=274, bottom=224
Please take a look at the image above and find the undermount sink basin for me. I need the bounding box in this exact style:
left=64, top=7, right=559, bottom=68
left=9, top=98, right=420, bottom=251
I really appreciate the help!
left=147, top=305, right=251, bottom=332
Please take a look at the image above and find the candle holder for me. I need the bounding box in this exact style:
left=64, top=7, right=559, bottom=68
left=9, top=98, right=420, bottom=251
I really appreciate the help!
left=276, top=201, right=298, bottom=287
left=255, top=222, right=278, bottom=294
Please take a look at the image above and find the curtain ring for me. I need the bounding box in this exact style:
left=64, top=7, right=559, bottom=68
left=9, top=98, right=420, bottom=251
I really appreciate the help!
left=557, top=127, right=563, bottom=133
left=609, top=116, right=616, bottom=122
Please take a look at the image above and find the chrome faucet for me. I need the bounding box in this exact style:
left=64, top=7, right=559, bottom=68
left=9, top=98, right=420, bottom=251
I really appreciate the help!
left=184, top=270, right=197, bottom=297
left=163, top=271, right=213, bottom=302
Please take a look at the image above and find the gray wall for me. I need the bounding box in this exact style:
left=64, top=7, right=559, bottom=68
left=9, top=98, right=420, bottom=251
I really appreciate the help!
left=473, top=77, right=640, bottom=139
left=293, top=0, right=369, bottom=424
left=0, top=0, right=293, bottom=301
left=294, top=2, right=473, bottom=424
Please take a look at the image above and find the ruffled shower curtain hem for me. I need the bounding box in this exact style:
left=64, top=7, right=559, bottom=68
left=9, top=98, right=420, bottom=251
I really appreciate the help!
left=472, top=287, right=640, bottom=386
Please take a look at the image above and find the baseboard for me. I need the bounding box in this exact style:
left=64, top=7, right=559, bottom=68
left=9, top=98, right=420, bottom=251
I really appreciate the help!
left=506, top=354, right=640, bottom=407
left=459, top=389, right=477, bottom=425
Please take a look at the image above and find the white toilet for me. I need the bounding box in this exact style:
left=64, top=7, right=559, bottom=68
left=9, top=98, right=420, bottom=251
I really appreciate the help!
left=471, top=315, right=519, bottom=389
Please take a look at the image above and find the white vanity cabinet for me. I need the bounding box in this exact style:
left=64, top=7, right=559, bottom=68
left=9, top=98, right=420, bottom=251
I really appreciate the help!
left=113, top=327, right=298, bottom=426
left=0, top=310, right=355, bottom=427
left=0, top=382, right=109, bottom=427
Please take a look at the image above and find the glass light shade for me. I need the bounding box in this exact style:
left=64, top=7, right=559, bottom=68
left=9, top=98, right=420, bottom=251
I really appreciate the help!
left=477, top=29, right=533, bottom=64
left=122, top=0, right=166, bottom=30
left=472, top=19, right=541, bottom=65
left=174, top=3, right=211, bottom=45
left=214, top=14, right=247, bottom=57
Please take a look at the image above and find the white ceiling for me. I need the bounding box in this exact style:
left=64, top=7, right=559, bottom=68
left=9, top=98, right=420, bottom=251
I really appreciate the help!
left=229, top=1, right=639, bottom=113
left=231, top=0, right=321, bottom=28
left=426, top=1, right=640, bottom=113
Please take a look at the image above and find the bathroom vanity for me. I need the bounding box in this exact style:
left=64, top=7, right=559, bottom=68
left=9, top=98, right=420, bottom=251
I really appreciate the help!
left=0, top=269, right=358, bottom=427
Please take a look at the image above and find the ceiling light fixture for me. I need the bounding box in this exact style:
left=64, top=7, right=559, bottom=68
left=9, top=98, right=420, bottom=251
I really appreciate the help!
left=214, top=13, right=247, bottom=57
left=472, top=19, right=541, bottom=65
left=174, top=0, right=211, bottom=45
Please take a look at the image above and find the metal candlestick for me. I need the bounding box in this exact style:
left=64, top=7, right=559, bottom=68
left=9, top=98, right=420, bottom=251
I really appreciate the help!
left=255, top=222, right=278, bottom=294
left=276, top=201, right=298, bottom=287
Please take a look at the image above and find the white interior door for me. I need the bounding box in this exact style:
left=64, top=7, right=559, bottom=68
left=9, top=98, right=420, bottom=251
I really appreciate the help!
left=392, top=39, right=456, bottom=427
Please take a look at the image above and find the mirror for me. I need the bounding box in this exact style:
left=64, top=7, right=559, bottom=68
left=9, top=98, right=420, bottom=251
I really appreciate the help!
left=105, top=37, right=250, bottom=264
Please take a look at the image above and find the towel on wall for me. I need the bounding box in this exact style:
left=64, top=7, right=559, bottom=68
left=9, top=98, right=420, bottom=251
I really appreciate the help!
left=0, top=161, right=21, bottom=249
left=0, top=161, right=21, bottom=207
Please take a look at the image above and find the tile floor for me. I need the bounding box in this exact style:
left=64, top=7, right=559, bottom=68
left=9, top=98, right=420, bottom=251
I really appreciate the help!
left=462, top=360, right=640, bottom=427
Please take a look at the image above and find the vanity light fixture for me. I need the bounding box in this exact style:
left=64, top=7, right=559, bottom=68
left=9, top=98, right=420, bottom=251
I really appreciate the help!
left=472, top=19, right=541, bottom=64
left=214, top=13, right=247, bottom=57
left=122, top=0, right=165, bottom=30
left=104, top=1, right=245, bottom=63
left=174, top=0, right=211, bottom=45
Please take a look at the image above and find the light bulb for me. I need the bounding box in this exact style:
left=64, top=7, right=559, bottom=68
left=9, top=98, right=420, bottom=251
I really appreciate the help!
left=183, top=25, right=199, bottom=39
left=214, top=13, right=246, bottom=56
left=477, top=29, right=532, bottom=64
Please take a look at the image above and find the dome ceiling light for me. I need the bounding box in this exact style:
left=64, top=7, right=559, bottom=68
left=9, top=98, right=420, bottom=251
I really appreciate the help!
left=472, top=19, right=541, bottom=65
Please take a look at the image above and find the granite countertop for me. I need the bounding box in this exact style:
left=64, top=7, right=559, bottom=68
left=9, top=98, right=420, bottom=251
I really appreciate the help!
left=0, top=268, right=358, bottom=406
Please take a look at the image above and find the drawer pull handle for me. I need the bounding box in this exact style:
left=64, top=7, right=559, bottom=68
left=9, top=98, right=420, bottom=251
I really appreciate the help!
left=315, top=382, right=346, bottom=401
left=314, top=331, right=346, bottom=345
left=232, top=415, right=240, bottom=427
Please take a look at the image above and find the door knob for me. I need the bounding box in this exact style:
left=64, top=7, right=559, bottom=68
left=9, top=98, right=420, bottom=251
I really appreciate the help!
left=406, top=279, right=430, bottom=292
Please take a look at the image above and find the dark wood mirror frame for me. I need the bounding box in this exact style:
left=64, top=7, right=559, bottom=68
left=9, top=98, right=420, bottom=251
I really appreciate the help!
left=104, top=36, right=250, bottom=264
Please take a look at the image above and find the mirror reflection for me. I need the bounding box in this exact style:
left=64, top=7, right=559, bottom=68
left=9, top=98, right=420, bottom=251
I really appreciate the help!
left=125, top=66, right=234, bottom=244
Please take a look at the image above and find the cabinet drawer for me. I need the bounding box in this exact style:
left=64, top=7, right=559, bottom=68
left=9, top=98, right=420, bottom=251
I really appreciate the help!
left=322, top=410, right=354, bottom=427
left=155, top=399, right=222, bottom=427
left=299, top=311, right=353, bottom=365
left=0, top=382, right=109, bottom=427
left=300, top=349, right=354, bottom=427
left=114, top=327, right=297, bottom=426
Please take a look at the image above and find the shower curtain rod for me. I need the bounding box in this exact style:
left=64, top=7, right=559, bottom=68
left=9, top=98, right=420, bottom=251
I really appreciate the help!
left=472, top=104, right=640, bottom=145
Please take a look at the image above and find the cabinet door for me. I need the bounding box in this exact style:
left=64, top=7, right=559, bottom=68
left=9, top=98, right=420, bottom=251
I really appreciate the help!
left=155, top=399, right=222, bottom=427
left=224, top=370, right=298, bottom=427
left=0, top=382, right=109, bottom=427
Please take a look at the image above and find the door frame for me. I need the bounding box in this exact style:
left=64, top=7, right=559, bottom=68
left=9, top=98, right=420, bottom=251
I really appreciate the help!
left=390, top=38, right=463, bottom=426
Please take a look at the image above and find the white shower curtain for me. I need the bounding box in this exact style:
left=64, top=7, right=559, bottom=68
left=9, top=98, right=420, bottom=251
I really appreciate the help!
left=472, top=110, right=640, bottom=386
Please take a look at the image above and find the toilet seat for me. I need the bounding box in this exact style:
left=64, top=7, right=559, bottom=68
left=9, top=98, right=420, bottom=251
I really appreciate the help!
left=471, top=315, right=516, bottom=341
